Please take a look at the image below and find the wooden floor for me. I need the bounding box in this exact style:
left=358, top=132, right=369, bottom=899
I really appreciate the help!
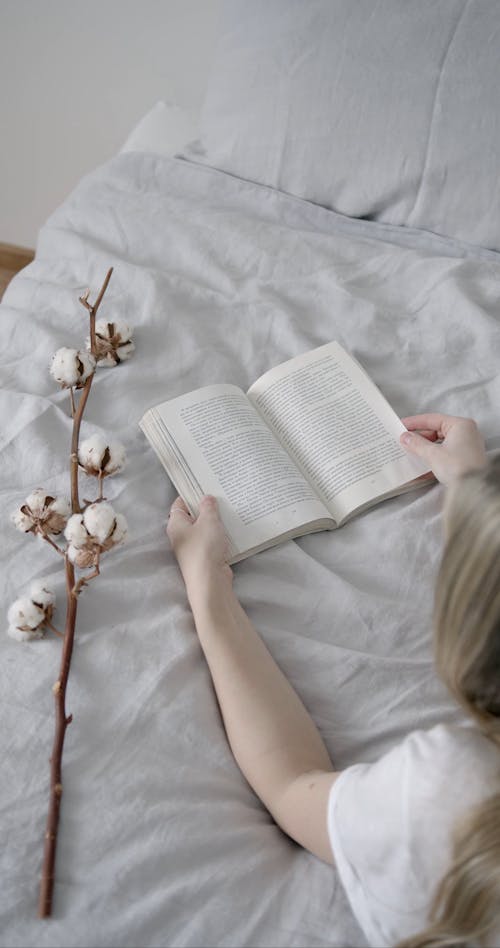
left=0, top=243, right=35, bottom=301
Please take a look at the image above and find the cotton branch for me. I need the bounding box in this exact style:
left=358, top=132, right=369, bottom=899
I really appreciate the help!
left=8, top=265, right=131, bottom=918
left=38, top=267, right=119, bottom=920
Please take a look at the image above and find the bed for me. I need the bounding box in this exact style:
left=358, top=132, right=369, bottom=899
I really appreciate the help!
left=2, top=2, right=500, bottom=946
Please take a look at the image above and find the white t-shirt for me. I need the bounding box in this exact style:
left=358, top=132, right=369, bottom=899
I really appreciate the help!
left=328, top=723, right=500, bottom=947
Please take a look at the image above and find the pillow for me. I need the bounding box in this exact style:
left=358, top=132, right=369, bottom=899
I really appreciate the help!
left=183, top=0, right=500, bottom=251
left=121, top=101, right=198, bottom=157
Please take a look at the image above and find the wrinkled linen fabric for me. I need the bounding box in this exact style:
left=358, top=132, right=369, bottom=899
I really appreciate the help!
left=184, top=0, right=500, bottom=251
left=1, top=152, right=500, bottom=948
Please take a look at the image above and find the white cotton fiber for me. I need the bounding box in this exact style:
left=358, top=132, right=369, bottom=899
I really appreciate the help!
left=7, top=624, right=43, bottom=642
left=7, top=596, right=45, bottom=631
left=89, top=320, right=135, bottom=366
left=11, top=507, right=34, bottom=532
left=50, top=347, right=95, bottom=387
left=50, top=497, right=71, bottom=518
left=83, top=502, right=116, bottom=543
left=50, top=347, right=81, bottom=386
left=29, top=580, right=55, bottom=609
left=64, top=513, right=89, bottom=545
left=111, top=513, right=128, bottom=545
left=25, top=488, right=49, bottom=517
left=79, top=434, right=126, bottom=475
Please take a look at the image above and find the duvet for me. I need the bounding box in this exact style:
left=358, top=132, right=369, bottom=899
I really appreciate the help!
left=1, top=152, right=499, bottom=947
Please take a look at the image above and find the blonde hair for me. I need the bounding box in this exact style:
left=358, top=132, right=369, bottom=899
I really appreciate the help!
left=399, top=457, right=500, bottom=948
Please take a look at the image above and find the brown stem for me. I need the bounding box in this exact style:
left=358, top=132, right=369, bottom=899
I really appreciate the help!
left=41, top=534, right=65, bottom=557
left=72, top=556, right=100, bottom=599
left=38, top=555, right=77, bottom=918
left=91, top=267, right=113, bottom=315
left=70, top=379, right=93, bottom=514
left=79, top=267, right=113, bottom=356
left=45, top=619, right=64, bottom=639
left=69, top=387, right=75, bottom=418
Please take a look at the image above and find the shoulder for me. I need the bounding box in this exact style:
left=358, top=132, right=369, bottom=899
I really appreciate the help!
left=331, top=722, right=499, bottom=828
left=393, top=722, right=499, bottom=806
left=327, top=723, right=500, bottom=946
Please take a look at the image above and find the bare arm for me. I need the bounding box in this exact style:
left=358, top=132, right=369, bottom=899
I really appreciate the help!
left=165, top=415, right=487, bottom=863
left=167, top=496, right=338, bottom=863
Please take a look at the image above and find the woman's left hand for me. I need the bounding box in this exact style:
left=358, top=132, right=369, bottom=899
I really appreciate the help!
left=166, top=495, right=233, bottom=600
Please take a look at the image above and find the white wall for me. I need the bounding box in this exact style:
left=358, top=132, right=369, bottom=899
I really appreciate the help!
left=0, top=0, right=222, bottom=248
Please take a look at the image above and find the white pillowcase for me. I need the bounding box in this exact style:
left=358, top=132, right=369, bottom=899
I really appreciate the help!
left=121, top=101, right=198, bottom=157
left=183, top=0, right=500, bottom=251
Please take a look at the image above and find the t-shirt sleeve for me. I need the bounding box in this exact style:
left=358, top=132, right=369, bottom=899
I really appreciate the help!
left=327, top=724, right=492, bottom=947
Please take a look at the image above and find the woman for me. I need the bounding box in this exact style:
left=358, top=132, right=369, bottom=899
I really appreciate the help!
left=166, top=413, right=500, bottom=948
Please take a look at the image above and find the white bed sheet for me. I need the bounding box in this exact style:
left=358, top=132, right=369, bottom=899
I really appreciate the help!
left=1, top=152, right=500, bottom=947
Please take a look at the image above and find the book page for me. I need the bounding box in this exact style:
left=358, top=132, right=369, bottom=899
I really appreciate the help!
left=248, top=342, right=430, bottom=523
left=145, top=384, right=332, bottom=556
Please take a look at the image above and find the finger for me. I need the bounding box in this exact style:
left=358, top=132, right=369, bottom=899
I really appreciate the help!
left=415, top=429, right=439, bottom=442
left=166, top=497, right=193, bottom=535
left=170, top=496, right=191, bottom=516
left=198, top=495, right=220, bottom=519
left=400, top=430, right=438, bottom=462
left=401, top=413, right=454, bottom=435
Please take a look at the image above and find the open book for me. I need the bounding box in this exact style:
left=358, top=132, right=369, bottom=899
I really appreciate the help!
left=140, top=342, right=432, bottom=563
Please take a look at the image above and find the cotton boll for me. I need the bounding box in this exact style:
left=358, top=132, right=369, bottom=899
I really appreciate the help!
left=11, top=507, right=34, bottom=532
left=50, top=497, right=71, bottom=519
left=50, top=347, right=81, bottom=386
left=105, top=442, right=126, bottom=474
left=95, top=318, right=133, bottom=344
left=115, top=340, right=135, bottom=364
left=29, top=580, right=55, bottom=610
left=102, top=318, right=132, bottom=340
left=89, top=319, right=135, bottom=366
left=8, top=596, right=45, bottom=632
left=11, top=490, right=70, bottom=537
left=65, top=501, right=127, bottom=567
left=76, top=350, right=96, bottom=383
left=78, top=433, right=108, bottom=468
left=82, top=503, right=116, bottom=544
left=64, top=514, right=89, bottom=546
left=50, top=347, right=95, bottom=388
left=24, top=488, right=49, bottom=517
left=78, top=434, right=126, bottom=476
left=110, top=513, right=127, bottom=546
left=43, top=496, right=70, bottom=535
left=7, top=624, right=43, bottom=642
left=7, top=577, right=57, bottom=643
left=98, top=511, right=128, bottom=552
left=67, top=543, right=96, bottom=568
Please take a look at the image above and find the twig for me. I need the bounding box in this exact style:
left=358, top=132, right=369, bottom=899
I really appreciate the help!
left=44, top=619, right=64, bottom=639
left=72, top=556, right=100, bottom=599
left=41, top=535, right=65, bottom=557
left=70, top=382, right=93, bottom=514
left=79, top=267, right=113, bottom=356
left=38, top=554, right=77, bottom=918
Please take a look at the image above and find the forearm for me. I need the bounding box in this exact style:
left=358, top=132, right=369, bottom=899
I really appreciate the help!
left=188, top=575, right=334, bottom=821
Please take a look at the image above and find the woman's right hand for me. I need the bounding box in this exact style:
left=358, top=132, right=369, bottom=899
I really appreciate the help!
left=400, top=413, right=487, bottom=485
